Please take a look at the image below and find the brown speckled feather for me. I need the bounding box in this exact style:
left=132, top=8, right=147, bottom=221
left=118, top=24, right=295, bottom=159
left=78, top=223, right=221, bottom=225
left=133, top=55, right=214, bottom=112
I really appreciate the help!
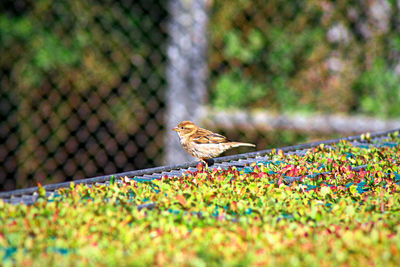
left=192, top=129, right=229, bottom=144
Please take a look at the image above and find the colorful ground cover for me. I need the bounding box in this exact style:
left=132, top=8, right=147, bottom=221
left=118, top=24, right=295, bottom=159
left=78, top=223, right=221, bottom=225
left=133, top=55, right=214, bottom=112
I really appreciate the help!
left=1, top=133, right=400, bottom=266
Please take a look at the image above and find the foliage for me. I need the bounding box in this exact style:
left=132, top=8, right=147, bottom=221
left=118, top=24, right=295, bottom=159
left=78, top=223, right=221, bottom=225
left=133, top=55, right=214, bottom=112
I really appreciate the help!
left=355, top=59, right=400, bottom=117
left=1, top=133, right=400, bottom=266
left=210, top=0, right=400, bottom=116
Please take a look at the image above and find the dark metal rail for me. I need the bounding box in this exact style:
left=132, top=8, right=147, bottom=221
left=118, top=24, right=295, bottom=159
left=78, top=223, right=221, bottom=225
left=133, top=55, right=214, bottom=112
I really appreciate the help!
left=1, top=128, right=398, bottom=204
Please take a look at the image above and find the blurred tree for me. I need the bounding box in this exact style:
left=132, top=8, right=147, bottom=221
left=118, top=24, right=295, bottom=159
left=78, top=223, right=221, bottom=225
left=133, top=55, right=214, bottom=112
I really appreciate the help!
left=209, top=0, right=400, bottom=117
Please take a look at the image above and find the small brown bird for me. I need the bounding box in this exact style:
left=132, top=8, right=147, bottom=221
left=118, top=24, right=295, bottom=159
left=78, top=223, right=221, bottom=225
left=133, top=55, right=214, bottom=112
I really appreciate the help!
left=173, top=121, right=255, bottom=165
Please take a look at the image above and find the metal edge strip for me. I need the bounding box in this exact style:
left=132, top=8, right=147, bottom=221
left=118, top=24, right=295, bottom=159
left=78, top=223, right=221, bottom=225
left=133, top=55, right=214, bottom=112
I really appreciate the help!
left=1, top=128, right=398, bottom=199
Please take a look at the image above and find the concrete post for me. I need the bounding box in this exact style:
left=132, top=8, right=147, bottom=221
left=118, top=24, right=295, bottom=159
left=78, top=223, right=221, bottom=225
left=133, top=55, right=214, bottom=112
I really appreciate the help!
left=165, top=0, right=209, bottom=164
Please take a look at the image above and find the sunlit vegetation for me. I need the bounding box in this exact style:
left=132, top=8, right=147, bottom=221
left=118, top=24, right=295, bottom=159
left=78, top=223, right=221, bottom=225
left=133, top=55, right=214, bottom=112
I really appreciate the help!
left=1, top=133, right=399, bottom=266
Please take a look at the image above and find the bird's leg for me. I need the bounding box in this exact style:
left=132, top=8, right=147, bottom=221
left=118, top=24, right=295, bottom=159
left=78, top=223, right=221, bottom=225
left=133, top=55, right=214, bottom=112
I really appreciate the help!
left=200, top=158, right=215, bottom=168
left=199, top=158, right=209, bottom=168
left=196, top=159, right=207, bottom=172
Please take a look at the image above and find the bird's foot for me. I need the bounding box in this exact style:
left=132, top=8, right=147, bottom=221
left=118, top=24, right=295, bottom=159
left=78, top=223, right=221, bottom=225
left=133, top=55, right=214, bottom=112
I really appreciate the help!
left=197, top=158, right=214, bottom=171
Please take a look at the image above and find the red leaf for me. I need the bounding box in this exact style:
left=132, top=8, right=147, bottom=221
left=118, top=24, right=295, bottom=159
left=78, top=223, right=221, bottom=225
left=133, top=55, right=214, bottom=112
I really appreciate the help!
left=176, top=195, right=186, bottom=207
left=197, top=162, right=204, bottom=172
left=231, top=201, right=238, bottom=212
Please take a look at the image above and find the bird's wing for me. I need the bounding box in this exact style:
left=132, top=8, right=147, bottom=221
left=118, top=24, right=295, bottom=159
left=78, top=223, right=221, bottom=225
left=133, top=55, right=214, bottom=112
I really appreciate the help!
left=192, top=128, right=229, bottom=144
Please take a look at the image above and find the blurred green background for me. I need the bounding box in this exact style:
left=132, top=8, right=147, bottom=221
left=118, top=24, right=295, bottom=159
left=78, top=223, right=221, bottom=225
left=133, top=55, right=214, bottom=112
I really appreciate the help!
left=209, top=0, right=400, bottom=115
left=1, top=0, right=399, bottom=190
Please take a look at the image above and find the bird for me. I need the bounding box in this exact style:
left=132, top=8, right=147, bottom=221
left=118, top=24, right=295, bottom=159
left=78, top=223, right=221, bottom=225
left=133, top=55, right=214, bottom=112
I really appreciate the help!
left=173, top=121, right=256, bottom=165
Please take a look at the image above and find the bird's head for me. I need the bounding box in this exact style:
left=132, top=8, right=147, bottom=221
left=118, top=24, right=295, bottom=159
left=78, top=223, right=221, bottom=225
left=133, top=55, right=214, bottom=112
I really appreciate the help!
left=173, top=121, right=198, bottom=136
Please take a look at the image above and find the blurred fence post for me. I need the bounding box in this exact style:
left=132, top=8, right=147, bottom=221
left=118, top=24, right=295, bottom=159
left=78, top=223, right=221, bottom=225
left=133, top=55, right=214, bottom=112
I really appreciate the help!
left=165, top=0, right=209, bottom=164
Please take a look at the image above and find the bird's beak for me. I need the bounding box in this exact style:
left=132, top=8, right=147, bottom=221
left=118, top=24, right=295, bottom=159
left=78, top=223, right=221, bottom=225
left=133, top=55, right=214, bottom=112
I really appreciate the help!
left=173, top=127, right=179, bottom=132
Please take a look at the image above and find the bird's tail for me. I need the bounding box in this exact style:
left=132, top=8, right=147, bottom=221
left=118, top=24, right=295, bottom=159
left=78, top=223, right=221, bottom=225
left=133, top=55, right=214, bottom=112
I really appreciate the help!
left=228, top=142, right=256, bottom=148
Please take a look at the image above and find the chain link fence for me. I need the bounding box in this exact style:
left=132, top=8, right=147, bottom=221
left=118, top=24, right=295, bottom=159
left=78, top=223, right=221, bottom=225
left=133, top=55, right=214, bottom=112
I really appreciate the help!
left=0, top=0, right=168, bottom=190
left=1, top=0, right=400, bottom=190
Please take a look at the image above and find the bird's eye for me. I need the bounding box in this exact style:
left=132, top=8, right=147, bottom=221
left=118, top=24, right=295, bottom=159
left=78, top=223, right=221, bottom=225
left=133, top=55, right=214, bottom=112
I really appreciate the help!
left=180, top=127, right=184, bottom=130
